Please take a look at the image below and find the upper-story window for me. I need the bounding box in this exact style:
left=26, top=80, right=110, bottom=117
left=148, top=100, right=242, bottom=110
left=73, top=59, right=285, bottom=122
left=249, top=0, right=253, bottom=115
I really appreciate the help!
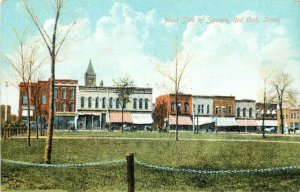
left=139, top=98, right=143, bottom=109
left=88, top=97, right=92, bottom=108
left=145, top=99, right=149, bottom=110
left=23, top=95, right=28, bottom=105
left=198, top=105, right=201, bottom=113
left=41, top=95, right=46, bottom=104
left=207, top=105, right=210, bottom=114
left=243, top=108, right=246, bottom=117
left=102, top=97, right=106, bottom=108
left=184, top=102, right=189, bottom=113
left=133, top=98, right=137, bottom=109
left=62, top=87, right=66, bottom=99
left=61, top=102, right=66, bottom=112
left=95, top=97, right=99, bottom=108
left=81, top=97, right=85, bottom=108
left=237, top=107, right=241, bottom=117
left=70, top=102, right=74, bottom=112
left=177, top=103, right=182, bottom=114
left=109, top=98, right=113, bottom=108
left=70, top=88, right=74, bottom=99
left=54, top=101, right=57, bottom=112
left=215, top=106, right=219, bottom=114
left=201, top=105, right=204, bottom=113
left=221, top=106, right=226, bottom=114
left=228, top=106, right=232, bottom=114
left=249, top=108, right=253, bottom=118
left=54, top=88, right=58, bottom=99
left=171, top=102, right=175, bottom=112
left=116, top=98, right=120, bottom=109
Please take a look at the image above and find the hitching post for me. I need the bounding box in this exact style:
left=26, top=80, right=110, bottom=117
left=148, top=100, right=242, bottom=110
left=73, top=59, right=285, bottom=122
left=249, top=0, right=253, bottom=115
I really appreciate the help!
left=126, top=153, right=135, bottom=192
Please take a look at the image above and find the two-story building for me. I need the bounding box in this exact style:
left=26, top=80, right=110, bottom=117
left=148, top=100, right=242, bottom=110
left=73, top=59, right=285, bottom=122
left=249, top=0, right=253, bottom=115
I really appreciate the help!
left=19, top=79, right=78, bottom=129
left=235, top=99, right=257, bottom=132
left=77, top=60, right=153, bottom=130
left=255, top=102, right=277, bottom=131
left=277, top=108, right=300, bottom=133
left=192, top=95, right=214, bottom=131
left=155, top=94, right=193, bottom=130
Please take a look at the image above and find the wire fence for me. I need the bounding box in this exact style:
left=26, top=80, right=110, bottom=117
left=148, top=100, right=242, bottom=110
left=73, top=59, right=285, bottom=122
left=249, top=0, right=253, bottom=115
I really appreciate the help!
left=2, top=159, right=299, bottom=175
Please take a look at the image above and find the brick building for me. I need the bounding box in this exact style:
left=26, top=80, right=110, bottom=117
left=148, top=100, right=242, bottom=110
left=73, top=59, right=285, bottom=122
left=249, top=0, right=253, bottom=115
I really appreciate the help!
left=19, top=79, right=78, bottom=129
left=155, top=94, right=193, bottom=130
left=255, top=102, right=277, bottom=131
left=277, top=108, right=300, bottom=132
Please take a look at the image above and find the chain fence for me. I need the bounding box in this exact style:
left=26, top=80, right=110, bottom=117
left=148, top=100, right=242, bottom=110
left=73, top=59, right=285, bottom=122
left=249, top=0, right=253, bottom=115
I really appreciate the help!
left=2, top=158, right=299, bottom=175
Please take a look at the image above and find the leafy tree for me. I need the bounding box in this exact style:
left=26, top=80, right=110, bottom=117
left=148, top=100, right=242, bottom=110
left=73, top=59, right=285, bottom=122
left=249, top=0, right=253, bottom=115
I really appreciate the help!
left=113, top=77, right=135, bottom=133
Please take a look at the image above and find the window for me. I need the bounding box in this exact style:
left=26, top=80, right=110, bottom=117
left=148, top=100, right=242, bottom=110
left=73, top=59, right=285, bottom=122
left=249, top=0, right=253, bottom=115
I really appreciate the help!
left=81, top=97, right=85, bottom=108
left=221, top=107, right=226, bottom=114
left=215, top=106, right=219, bottom=114
left=102, top=97, right=106, bottom=108
left=184, top=102, right=189, bottom=113
left=139, top=98, right=143, bottom=109
left=177, top=103, right=182, bottom=114
left=237, top=107, right=240, bottom=117
left=70, top=88, right=74, bottom=99
left=243, top=108, right=246, bottom=117
left=249, top=108, right=253, bottom=118
left=54, top=101, right=57, bottom=112
left=109, top=97, right=113, bottom=108
left=95, top=97, right=99, bottom=108
left=198, top=105, right=201, bottom=113
left=22, top=95, right=28, bottom=105
left=291, top=113, right=293, bottom=119
left=207, top=105, right=210, bottom=114
left=201, top=105, right=204, bottom=113
left=145, top=99, right=149, bottom=110
left=133, top=98, right=137, bottom=109
left=62, top=87, right=66, bottom=99
left=61, top=102, right=66, bottom=112
left=41, top=95, right=46, bottom=104
left=54, top=88, right=58, bottom=99
left=171, top=102, right=175, bottom=112
left=70, top=102, right=74, bottom=112
left=116, top=98, right=120, bottom=109
left=228, top=106, right=232, bottom=114
left=88, top=97, right=92, bottom=108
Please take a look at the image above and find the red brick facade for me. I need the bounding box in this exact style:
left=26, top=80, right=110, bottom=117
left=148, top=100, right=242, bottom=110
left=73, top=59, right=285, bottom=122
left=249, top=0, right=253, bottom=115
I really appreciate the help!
left=213, top=96, right=236, bottom=117
left=18, top=79, right=78, bottom=121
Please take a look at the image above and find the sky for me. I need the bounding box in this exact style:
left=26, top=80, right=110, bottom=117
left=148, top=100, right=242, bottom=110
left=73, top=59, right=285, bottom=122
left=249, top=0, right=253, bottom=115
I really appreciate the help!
left=1, top=0, right=300, bottom=115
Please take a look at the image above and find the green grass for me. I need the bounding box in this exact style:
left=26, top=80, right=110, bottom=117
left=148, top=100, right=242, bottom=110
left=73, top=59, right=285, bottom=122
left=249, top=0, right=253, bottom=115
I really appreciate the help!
left=31, top=130, right=300, bottom=142
left=1, top=138, right=300, bottom=191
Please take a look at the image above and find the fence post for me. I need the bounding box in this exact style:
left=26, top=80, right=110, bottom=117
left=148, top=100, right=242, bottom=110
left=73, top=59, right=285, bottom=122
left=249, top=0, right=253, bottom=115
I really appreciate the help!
left=126, top=153, right=135, bottom=192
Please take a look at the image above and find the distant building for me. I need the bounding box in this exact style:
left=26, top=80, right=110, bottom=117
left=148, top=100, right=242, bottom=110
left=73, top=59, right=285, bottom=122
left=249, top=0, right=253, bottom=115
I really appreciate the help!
left=155, top=94, right=193, bottom=130
left=0, top=104, right=11, bottom=123
left=77, top=60, right=153, bottom=130
left=277, top=108, right=300, bottom=132
left=255, top=102, right=277, bottom=130
left=18, top=79, right=78, bottom=129
left=192, top=95, right=214, bottom=131
left=235, top=99, right=257, bottom=132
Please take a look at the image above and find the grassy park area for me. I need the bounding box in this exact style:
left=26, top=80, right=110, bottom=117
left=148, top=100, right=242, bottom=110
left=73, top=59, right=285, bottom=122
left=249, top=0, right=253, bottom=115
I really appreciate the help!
left=1, top=132, right=300, bottom=191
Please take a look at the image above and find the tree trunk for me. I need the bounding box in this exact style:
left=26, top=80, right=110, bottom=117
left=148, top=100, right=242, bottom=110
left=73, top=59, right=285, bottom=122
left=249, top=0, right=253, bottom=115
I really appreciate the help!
left=44, top=57, right=55, bottom=163
left=262, top=95, right=266, bottom=138
left=121, top=105, right=124, bottom=133
left=35, top=111, right=39, bottom=139
left=279, top=102, right=284, bottom=134
left=175, top=93, right=179, bottom=141
left=27, top=86, right=31, bottom=146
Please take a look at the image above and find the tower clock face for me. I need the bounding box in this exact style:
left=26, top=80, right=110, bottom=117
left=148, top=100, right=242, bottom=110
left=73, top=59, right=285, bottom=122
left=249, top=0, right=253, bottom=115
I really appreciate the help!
left=88, top=79, right=92, bottom=84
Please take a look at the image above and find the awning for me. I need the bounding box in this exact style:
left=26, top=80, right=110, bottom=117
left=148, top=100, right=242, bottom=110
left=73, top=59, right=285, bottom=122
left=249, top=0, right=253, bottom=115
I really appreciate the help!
left=194, top=116, right=215, bottom=126
left=236, top=119, right=258, bottom=127
left=169, top=115, right=192, bottom=126
left=77, top=111, right=102, bottom=115
left=22, top=109, right=33, bottom=116
left=215, top=117, right=237, bottom=126
left=256, top=120, right=277, bottom=127
left=109, top=112, right=132, bottom=123
left=131, top=113, right=153, bottom=124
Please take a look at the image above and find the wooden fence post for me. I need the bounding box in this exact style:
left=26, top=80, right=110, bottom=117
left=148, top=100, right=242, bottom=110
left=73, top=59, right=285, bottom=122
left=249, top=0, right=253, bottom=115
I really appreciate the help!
left=126, top=153, right=135, bottom=192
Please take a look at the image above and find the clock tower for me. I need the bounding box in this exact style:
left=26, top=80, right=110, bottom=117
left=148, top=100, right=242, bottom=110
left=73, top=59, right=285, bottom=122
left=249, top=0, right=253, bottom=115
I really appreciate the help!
left=85, top=59, right=96, bottom=87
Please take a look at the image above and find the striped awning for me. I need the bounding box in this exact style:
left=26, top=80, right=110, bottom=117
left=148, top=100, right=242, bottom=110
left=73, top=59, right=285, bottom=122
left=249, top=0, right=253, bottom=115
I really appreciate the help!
left=236, top=119, right=258, bottom=127
left=194, top=117, right=215, bottom=126
left=256, top=120, right=277, bottom=127
left=169, top=115, right=192, bottom=126
left=109, top=112, right=132, bottom=123
left=215, top=117, right=238, bottom=126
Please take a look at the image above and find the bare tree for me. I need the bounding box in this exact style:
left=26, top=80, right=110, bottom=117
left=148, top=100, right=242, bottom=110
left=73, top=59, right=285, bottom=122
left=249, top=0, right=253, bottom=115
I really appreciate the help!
left=270, top=71, right=297, bottom=134
left=5, top=30, right=43, bottom=146
left=113, top=77, right=135, bottom=133
left=155, top=46, right=191, bottom=141
left=23, top=0, right=75, bottom=163
left=257, top=68, right=275, bottom=138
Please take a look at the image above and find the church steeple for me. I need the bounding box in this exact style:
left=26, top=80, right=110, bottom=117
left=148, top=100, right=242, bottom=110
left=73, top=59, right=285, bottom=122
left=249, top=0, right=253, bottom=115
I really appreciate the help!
left=84, top=58, right=96, bottom=87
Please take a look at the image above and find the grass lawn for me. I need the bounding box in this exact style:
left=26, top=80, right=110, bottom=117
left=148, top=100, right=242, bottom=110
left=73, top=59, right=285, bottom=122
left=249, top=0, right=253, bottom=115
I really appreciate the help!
left=32, top=130, right=300, bottom=142
left=1, top=138, right=300, bottom=191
